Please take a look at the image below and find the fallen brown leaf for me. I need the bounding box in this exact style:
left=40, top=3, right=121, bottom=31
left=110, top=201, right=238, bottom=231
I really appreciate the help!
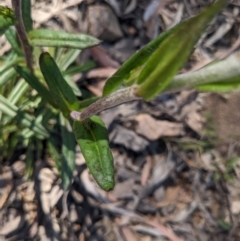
left=135, top=114, right=185, bottom=140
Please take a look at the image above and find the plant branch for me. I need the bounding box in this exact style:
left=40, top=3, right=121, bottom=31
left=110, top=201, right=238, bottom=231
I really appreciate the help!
left=71, top=51, right=240, bottom=121
left=70, top=86, right=140, bottom=121
left=11, top=0, right=33, bottom=71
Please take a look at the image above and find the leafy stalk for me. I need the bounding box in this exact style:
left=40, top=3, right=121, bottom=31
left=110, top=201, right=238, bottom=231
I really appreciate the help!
left=136, top=0, right=227, bottom=100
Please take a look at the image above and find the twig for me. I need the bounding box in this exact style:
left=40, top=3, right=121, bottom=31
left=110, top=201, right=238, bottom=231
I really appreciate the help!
left=70, top=86, right=140, bottom=121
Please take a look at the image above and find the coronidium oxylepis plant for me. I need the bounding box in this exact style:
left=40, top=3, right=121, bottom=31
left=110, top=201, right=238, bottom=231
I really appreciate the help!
left=1, top=0, right=240, bottom=191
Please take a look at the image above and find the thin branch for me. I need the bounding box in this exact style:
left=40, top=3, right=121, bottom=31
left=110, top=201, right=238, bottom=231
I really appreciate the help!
left=11, top=0, right=33, bottom=71
left=70, top=86, right=140, bottom=121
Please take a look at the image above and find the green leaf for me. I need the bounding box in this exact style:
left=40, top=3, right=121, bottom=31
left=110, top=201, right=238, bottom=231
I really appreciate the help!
left=0, top=68, right=16, bottom=87
left=25, top=138, right=34, bottom=178
left=64, top=75, right=82, bottom=97
left=28, top=29, right=101, bottom=49
left=102, top=21, right=184, bottom=96
left=73, top=116, right=114, bottom=191
left=8, top=78, right=29, bottom=105
left=0, top=6, right=17, bottom=35
left=58, top=49, right=81, bottom=71
left=63, top=61, right=96, bottom=76
left=5, top=27, right=22, bottom=55
left=197, top=82, right=240, bottom=92
left=14, top=65, right=58, bottom=108
left=21, top=0, right=32, bottom=32
left=0, top=94, right=49, bottom=138
left=60, top=113, right=76, bottom=190
left=0, top=55, right=23, bottom=73
left=48, top=137, right=61, bottom=171
left=136, top=0, right=226, bottom=100
left=39, top=52, right=79, bottom=117
left=218, top=220, right=231, bottom=231
left=78, top=96, right=100, bottom=111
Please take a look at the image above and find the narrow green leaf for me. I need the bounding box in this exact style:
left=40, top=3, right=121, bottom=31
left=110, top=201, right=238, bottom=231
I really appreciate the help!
left=25, top=139, right=34, bottom=178
left=58, top=49, right=81, bottom=71
left=0, top=68, right=16, bottom=87
left=63, top=61, right=96, bottom=76
left=48, top=137, right=61, bottom=171
left=102, top=22, right=183, bottom=96
left=8, top=78, right=29, bottom=105
left=0, top=55, right=23, bottom=72
left=197, top=82, right=240, bottom=92
left=39, top=52, right=79, bottom=117
left=0, top=6, right=17, bottom=35
left=60, top=113, right=76, bottom=190
left=20, top=128, right=35, bottom=140
left=14, top=65, right=58, bottom=108
left=64, top=75, right=82, bottom=97
left=78, top=97, right=100, bottom=111
left=28, top=29, right=101, bottom=49
left=21, top=0, right=32, bottom=32
left=136, top=0, right=226, bottom=100
left=73, top=116, right=114, bottom=191
left=5, top=27, right=22, bottom=55
left=0, top=94, right=49, bottom=138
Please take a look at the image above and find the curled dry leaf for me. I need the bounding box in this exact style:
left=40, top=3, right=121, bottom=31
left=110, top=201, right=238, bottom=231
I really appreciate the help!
left=121, top=226, right=138, bottom=241
left=110, top=125, right=149, bottom=152
left=86, top=67, right=117, bottom=79
left=0, top=216, right=25, bottom=236
left=0, top=170, right=12, bottom=209
left=112, top=179, right=135, bottom=199
left=184, top=111, right=204, bottom=134
left=141, top=156, right=152, bottom=186
left=90, top=46, right=120, bottom=68
left=231, top=201, right=240, bottom=215
left=135, top=114, right=185, bottom=140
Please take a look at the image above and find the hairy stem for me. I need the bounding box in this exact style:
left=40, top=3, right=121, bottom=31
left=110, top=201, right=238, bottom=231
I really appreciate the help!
left=165, top=51, right=240, bottom=92
left=11, top=0, right=33, bottom=71
left=70, top=86, right=140, bottom=121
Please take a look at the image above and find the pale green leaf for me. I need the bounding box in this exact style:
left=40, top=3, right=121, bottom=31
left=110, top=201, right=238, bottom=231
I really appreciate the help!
left=28, top=29, right=101, bottom=49
left=136, top=0, right=227, bottom=100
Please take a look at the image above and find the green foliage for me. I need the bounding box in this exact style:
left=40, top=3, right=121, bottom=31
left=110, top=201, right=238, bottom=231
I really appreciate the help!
left=136, top=0, right=226, bottom=100
left=214, top=157, right=238, bottom=183
left=39, top=52, right=79, bottom=117
left=0, top=2, right=100, bottom=189
left=102, top=22, right=181, bottom=96
left=21, top=0, right=32, bottom=32
left=14, top=65, right=57, bottom=107
left=28, top=29, right=101, bottom=49
left=218, top=220, right=231, bottom=231
left=0, top=6, right=16, bottom=35
left=60, top=113, right=76, bottom=190
left=73, top=116, right=114, bottom=191
left=1, top=0, right=239, bottom=191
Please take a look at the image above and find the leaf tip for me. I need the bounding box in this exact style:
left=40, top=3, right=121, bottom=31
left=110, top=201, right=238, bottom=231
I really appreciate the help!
left=99, top=179, right=115, bottom=191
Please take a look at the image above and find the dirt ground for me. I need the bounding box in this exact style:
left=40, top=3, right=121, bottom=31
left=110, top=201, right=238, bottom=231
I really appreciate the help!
left=1, top=0, right=240, bottom=241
